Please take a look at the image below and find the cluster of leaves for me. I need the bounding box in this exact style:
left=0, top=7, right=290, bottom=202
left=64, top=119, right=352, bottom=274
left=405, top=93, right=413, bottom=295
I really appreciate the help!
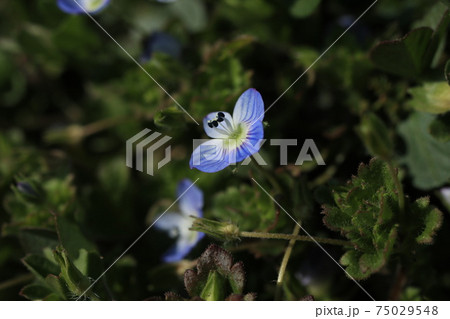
left=322, top=158, right=443, bottom=280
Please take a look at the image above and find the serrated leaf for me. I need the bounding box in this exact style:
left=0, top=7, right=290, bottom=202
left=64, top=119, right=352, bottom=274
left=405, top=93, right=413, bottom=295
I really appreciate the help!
left=322, top=158, right=399, bottom=279
left=398, top=112, right=450, bottom=190
left=410, top=197, right=443, bottom=244
left=429, top=112, right=450, bottom=142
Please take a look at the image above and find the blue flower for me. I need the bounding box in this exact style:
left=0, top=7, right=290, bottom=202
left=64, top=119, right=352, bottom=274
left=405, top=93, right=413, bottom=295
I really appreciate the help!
left=57, top=0, right=111, bottom=14
left=190, top=88, right=265, bottom=173
left=140, top=32, right=182, bottom=63
left=154, top=179, right=204, bottom=262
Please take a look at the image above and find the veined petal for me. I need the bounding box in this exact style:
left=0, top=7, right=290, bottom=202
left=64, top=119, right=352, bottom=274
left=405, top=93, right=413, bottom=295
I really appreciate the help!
left=177, top=179, right=203, bottom=216
left=232, top=88, right=265, bottom=125
left=234, top=121, right=264, bottom=162
left=203, top=112, right=233, bottom=138
left=190, top=139, right=231, bottom=173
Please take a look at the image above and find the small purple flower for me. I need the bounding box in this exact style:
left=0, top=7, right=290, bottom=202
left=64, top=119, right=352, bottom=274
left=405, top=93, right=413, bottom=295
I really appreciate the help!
left=190, top=88, right=265, bottom=173
left=154, top=179, right=204, bottom=262
left=57, top=0, right=111, bottom=14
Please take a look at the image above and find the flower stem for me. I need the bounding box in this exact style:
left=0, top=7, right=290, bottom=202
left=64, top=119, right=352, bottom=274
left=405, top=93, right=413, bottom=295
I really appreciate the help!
left=239, top=231, right=352, bottom=247
left=275, top=223, right=300, bottom=300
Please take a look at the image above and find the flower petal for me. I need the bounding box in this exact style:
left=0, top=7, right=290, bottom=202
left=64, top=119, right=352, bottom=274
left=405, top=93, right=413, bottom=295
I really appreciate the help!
left=57, top=0, right=110, bottom=14
left=153, top=212, right=185, bottom=233
left=232, top=121, right=264, bottom=162
left=190, top=139, right=233, bottom=173
left=203, top=112, right=233, bottom=138
left=162, top=233, right=202, bottom=263
left=177, top=179, right=203, bottom=216
left=232, top=88, right=265, bottom=125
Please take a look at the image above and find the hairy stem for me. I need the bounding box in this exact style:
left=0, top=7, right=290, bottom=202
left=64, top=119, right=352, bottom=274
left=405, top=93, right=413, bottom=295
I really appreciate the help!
left=275, top=223, right=301, bottom=300
left=239, top=231, right=352, bottom=247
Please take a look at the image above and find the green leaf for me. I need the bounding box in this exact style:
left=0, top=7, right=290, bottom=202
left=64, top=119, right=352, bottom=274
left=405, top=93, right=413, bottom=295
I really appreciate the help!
left=441, top=0, right=450, bottom=7
left=410, top=197, right=443, bottom=244
left=429, top=112, right=450, bottom=142
left=370, top=27, right=433, bottom=78
left=290, top=0, right=321, bottom=19
left=55, top=216, right=97, bottom=262
left=322, top=158, right=399, bottom=279
left=408, top=82, right=450, bottom=114
left=370, top=9, right=450, bottom=77
left=20, top=284, right=55, bottom=301
left=22, top=254, right=60, bottom=281
left=200, top=271, right=226, bottom=301
left=18, top=228, right=59, bottom=255
left=357, top=112, right=394, bottom=159
left=211, top=184, right=280, bottom=232
left=398, top=112, right=450, bottom=190
left=53, top=247, right=99, bottom=300
left=184, top=244, right=250, bottom=300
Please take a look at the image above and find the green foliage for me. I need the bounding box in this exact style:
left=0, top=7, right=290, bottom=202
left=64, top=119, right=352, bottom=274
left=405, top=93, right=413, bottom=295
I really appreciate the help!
left=322, top=158, right=443, bottom=280
left=211, top=184, right=281, bottom=232
left=370, top=28, right=433, bottom=78
left=370, top=8, right=449, bottom=78
left=410, top=197, right=443, bottom=244
left=408, top=82, right=450, bottom=114
left=3, top=175, right=76, bottom=236
left=357, top=112, right=394, bottom=159
left=398, top=112, right=450, bottom=189
left=322, top=159, right=399, bottom=279
left=290, top=0, right=321, bottom=19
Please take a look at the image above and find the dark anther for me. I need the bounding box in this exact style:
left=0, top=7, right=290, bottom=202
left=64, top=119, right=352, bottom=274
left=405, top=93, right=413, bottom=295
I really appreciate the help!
left=212, top=120, right=219, bottom=127
left=208, top=122, right=213, bottom=128
left=218, top=112, right=225, bottom=118
left=217, top=117, right=224, bottom=122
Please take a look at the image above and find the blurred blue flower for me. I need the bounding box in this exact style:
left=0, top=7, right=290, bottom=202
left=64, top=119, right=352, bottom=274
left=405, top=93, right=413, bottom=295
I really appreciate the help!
left=154, top=179, right=204, bottom=262
left=190, top=88, right=265, bottom=173
left=140, top=32, right=182, bottom=63
left=57, top=0, right=111, bottom=14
